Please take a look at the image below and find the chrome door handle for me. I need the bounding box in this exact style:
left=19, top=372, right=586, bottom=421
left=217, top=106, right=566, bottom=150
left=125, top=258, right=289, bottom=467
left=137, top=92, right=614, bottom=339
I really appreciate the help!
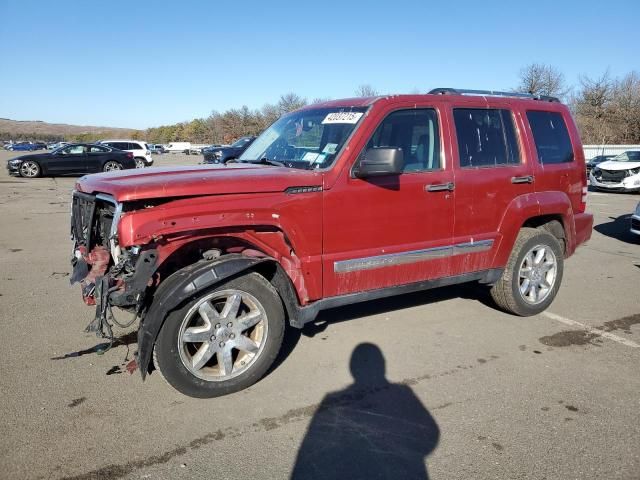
left=426, top=182, right=455, bottom=192
left=511, top=175, right=534, bottom=184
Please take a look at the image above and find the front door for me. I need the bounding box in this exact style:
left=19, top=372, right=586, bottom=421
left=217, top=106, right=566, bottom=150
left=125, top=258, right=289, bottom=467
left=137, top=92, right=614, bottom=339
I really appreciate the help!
left=49, top=145, right=88, bottom=174
left=323, top=106, right=455, bottom=297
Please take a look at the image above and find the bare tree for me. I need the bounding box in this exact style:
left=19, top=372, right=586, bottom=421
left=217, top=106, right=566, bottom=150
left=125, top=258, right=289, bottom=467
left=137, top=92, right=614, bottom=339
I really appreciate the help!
left=571, top=70, right=640, bottom=144
left=355, top=84, right=379, bottom=97
left=277, top=93, right=307, bottom=115
left=515, top=63, right=569, bottom=99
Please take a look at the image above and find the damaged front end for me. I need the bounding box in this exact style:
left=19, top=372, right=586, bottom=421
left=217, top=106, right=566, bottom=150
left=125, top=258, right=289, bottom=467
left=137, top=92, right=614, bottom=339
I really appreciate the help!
left=70, top=191, right=158, bottom=343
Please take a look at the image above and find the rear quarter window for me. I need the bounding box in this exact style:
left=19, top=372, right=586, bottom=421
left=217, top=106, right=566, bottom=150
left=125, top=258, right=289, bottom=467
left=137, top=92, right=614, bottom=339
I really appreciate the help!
left=526, top=111, right=574, bottom=164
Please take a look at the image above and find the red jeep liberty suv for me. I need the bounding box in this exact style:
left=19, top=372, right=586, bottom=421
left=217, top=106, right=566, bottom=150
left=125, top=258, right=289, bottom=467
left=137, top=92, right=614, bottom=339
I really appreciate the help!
left=70, top=88, right=593, bottom=397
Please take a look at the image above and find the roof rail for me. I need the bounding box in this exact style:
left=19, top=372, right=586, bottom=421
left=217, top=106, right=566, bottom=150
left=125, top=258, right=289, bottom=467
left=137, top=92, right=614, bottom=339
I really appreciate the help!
left=428, top=88, right=560, bottom=103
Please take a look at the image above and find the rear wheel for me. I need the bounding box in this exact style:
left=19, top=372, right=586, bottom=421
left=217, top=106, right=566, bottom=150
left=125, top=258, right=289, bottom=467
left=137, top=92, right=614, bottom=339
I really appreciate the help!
left=134, top=158, right=146, bottom=168
left=490, top=228, right=564, bottom=316
left=103, top=161, right=122, bottom=172
left=153, top=272, right=285, bottom=398
left=19, top=161, right=41, bottom=178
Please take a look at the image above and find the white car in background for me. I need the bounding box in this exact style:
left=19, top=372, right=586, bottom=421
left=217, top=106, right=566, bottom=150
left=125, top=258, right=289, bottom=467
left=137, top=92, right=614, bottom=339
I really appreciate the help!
left=164, top=142, right=191, bottom=153
left=632, top=202, right=640, bottom=236
left=98, top=140, right=153, bottom=168
left=589, top=151, right=640, bottom=192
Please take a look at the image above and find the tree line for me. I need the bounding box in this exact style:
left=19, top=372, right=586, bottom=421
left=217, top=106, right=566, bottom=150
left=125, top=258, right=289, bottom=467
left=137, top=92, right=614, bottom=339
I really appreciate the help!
left=515, top=64, right=640, bottom=144
left=145, top=71, right=640, bottom=146
left=6, top=73, right=639, bottom=146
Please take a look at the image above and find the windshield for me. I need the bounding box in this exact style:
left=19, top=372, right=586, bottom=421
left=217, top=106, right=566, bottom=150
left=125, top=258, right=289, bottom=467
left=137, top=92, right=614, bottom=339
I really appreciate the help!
left=611, top=151, right=640, bottom=162
left=232, top=137, right=250, bottom=148
left=239, top=107, right=368, bottom=169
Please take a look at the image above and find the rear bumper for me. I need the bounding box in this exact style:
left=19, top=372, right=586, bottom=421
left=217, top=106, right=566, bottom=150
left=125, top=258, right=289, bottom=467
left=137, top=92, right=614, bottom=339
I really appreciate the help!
left=574, top=212, right=593, bottom=249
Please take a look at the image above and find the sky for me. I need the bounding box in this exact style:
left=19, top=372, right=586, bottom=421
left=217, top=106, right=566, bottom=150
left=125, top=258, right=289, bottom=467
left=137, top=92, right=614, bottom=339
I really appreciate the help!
left=0, top=0, right=638, bottom=129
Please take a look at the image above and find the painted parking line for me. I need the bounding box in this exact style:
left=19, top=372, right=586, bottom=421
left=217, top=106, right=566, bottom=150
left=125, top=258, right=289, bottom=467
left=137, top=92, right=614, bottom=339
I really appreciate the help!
left=543, top=311, right=640, bottom=348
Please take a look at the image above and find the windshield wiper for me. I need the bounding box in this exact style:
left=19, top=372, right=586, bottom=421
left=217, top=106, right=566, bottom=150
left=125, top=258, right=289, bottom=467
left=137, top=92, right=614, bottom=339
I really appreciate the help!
left=258, top=157, right=286, bottom=167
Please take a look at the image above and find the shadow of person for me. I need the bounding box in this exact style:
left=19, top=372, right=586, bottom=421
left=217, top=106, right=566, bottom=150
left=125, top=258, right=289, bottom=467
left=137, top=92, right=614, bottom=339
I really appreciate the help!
left=290, top=343, right=440, bottom=480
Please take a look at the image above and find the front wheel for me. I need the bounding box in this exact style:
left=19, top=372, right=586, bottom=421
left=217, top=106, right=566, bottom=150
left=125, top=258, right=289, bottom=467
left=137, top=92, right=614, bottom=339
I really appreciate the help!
left=490, top=227, right=564, bottom=316
left=103, top=161, right=123, bottom=172
left=19, top=160, right=41, bottom=178
left=153, top=272, right=285, bottom=398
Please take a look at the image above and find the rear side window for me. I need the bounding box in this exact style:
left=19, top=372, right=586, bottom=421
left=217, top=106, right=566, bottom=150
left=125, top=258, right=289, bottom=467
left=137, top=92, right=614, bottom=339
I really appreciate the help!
left=367, top=109, right=441, bottom=172
left=453, top=109, right=520, bottom=167
left=526, top=111, right=574, bottom=164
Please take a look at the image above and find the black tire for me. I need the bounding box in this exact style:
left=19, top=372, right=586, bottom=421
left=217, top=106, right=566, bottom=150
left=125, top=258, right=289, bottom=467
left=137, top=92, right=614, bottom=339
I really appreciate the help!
left=134, top=158, right=146, bottom=168
left=153, top=272, right=285, bottom=398
left=490, top=227, right=564, bottom=316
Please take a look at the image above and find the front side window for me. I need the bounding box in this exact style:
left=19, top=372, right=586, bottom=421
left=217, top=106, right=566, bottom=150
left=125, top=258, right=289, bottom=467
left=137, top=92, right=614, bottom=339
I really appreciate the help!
left=128, top=142, right=141, bottom=150
left=526, top=111, right=573, bottom=164
left=364, top=109, right=441, bottom=172
left=239, top=107, right=367, bottom=169
left=454, top=109, right=520, bottom=167
left=61, top=145, right=87, bottom=155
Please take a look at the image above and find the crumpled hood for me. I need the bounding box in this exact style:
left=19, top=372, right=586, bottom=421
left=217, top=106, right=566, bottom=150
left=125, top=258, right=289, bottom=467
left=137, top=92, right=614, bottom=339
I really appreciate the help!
left=76, top=163, right=322, bottom=202
left=597, top=160, right=640, bottom=171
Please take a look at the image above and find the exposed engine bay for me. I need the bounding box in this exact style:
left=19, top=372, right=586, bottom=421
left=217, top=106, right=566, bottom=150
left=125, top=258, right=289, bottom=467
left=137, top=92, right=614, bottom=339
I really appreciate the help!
left=70, top=191, right=157, bottom=344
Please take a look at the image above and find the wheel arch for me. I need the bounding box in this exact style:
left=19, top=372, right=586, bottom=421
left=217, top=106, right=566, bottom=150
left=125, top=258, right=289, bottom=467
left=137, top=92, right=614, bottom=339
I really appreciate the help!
left=137, top=254, right=304, bottom=379
left=492, top=191, right=574, bottom=267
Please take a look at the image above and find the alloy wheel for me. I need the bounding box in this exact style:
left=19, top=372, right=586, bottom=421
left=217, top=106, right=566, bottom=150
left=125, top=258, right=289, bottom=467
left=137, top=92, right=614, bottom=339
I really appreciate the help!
left=20, top=161, right=39, bottom=177
left=177, top=289, right=268, bottom=381
left=103, top=161, right=122, bottom=172
left=518, top=244, right=557, bottom=304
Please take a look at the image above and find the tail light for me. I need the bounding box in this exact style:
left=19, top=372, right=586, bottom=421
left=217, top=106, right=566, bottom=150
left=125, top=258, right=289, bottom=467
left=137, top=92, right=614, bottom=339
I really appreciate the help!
left=126, top=152, right=134, bottom=159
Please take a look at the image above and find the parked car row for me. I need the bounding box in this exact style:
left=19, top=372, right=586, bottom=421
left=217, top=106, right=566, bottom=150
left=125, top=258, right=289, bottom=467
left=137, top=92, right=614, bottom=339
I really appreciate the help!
left=6, top=143, right=137, bottom=177
left=3, top=141, right=47, bottom=151
left=202, top=136, right=255, bottom=163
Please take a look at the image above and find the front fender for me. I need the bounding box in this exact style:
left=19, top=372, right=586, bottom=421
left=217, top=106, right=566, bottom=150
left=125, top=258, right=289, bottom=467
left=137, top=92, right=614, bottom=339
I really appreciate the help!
left=137, top=254, right=269, bottom=379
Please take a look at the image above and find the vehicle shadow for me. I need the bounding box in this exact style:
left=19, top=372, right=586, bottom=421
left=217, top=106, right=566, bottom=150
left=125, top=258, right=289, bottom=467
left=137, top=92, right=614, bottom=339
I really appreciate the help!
left=303, top=282, right=494, bottom=337
left=594, top=214, right=639, bottom=245
left=290, top=343, right=440, bottom=480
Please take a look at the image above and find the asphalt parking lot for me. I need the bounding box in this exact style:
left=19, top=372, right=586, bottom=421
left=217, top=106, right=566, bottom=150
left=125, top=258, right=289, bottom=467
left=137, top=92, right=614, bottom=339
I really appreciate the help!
left=0, top=150, right=639, bottom=480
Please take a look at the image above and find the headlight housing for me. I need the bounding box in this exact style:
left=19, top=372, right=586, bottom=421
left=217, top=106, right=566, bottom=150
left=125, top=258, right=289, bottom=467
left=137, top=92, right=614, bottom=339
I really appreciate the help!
left=628, top=167, right=640, bottom=176
left=9, top=159, right=21, bottom=166
left=214, top=151, right=222, bottom=158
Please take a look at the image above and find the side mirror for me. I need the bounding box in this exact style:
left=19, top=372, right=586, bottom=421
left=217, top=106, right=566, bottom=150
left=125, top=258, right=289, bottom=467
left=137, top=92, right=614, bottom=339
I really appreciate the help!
left=355, top=148, right=404, bottom=178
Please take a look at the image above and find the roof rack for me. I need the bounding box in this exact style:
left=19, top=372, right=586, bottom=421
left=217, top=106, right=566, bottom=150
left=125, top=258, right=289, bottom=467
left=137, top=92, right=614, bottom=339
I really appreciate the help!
left=428, top=88, right=560, bottom=103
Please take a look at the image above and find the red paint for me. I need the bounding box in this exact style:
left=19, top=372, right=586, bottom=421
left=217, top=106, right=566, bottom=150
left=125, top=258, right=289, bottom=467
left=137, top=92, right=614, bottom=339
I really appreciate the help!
left=76, top=93, right=592, bottom=304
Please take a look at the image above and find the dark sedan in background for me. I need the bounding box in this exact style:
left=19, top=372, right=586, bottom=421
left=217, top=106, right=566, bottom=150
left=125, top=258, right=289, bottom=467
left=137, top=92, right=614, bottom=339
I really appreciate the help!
left=6, top=143, right=136, bottom=178
left=586, top=154, right=615, bottom=176
left=202, top=136, right=255, bottom=164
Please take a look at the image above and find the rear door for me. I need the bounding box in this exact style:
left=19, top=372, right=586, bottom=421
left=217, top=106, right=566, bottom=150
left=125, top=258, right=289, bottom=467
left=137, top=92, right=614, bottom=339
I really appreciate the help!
left=323, top=104, right=456, bottom=297
left=86, top=145, right=110, bottom=172
left=449, top=102, right=534, bottom=274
